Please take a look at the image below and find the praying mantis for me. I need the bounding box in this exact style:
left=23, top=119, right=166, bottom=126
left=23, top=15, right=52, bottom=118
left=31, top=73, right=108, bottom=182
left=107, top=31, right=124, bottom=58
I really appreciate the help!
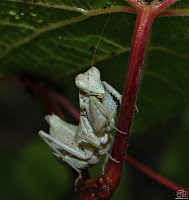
left=38, top=14, right=123, bottom=176
left=38, top=66, right=122, bottom=175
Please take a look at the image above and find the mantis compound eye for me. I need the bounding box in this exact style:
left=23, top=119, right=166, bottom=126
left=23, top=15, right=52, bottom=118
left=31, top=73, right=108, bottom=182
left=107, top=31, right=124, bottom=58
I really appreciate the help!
left=75, top=78, right=90, bottom=93
left=75, top=67, right=105, bottom=97
left=90, top=66, right=101, bottom=79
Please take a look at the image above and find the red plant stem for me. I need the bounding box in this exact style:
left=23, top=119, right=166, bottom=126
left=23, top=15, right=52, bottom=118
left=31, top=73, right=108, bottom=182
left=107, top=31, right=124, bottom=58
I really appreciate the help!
left=125, top=154, right=189, bottom=196
left=103, top=0, right=181, bottom=196
left=103, top=0, right=178, bottom=194
left=55, top=93, right=80, bottom=121
left=40, top=88, right=63, bottom=118
left=152, top=0, right=179, bottom=13
left=126, top=0, right=145, bottom=10
left=159, top=9, right=189, bottom=16
left=6, top=74, right=63, bottom=118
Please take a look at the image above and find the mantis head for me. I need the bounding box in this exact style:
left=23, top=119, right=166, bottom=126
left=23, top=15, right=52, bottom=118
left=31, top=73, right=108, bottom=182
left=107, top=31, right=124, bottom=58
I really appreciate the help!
left=75, top=67, right=105, bottom=98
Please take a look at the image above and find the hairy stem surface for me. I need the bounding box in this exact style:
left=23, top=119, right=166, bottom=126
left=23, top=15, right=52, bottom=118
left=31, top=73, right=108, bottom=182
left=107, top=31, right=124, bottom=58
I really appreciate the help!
left=103, top=6, right=157, bottom=194
left=103, top=0, right=179, bottom=197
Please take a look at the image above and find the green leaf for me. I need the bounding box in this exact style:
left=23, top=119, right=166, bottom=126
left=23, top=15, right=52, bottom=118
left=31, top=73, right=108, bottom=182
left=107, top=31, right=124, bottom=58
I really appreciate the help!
left=1, top=0, right=189, bottom=134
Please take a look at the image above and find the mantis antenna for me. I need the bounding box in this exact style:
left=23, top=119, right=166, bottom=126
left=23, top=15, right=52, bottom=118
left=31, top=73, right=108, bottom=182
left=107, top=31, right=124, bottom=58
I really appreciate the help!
left=91, top=14, right=111, bottom=68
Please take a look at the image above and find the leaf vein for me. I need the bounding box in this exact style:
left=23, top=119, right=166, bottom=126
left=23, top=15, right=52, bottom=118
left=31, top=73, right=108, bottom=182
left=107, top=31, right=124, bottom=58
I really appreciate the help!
left=0, top=21, right=36, bottom=30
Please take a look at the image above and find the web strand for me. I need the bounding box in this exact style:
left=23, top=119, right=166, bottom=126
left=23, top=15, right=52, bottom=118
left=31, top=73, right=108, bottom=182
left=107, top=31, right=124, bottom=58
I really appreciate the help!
left=91, top=14, right=111, bottom=68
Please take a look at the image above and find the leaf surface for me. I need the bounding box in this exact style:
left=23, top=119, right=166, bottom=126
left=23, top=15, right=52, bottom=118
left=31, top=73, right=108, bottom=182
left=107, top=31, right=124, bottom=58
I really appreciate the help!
left=0, top=0, right=189, bottom=133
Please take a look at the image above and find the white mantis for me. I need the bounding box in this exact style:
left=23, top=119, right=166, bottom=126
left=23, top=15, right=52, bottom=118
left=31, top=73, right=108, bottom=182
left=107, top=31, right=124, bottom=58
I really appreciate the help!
left=38, top=14, right=123, bottom=176
left=38, top=66, right=122, bottom=175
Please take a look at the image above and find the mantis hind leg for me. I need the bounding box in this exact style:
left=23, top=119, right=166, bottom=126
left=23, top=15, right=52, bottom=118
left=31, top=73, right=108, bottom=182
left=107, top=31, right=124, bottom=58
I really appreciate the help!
left=40, top=135, right=82, bottom=175
left=44, top=139, right=82, bottom=190
left=39, top=131, right=87, bottom=160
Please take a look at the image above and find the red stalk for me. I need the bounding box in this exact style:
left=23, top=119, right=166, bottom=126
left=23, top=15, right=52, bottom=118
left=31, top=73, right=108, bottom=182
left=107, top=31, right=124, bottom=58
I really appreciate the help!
left=55, top=92, right=80, bottom=120
left=104, top=6, right=157, bottom=194
left=125, top=154, right=189, bottom=196
left=159, top=9, right=189, bottom=16
left=152, top=0, right=180, bottom=13
left=125, top=0, right=145, bottom=10
left=103, top=0, right=179, bottom=196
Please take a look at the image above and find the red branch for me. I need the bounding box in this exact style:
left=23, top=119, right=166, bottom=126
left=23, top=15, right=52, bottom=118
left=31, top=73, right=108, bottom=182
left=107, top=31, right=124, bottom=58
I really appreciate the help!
left=126, top=0, right=145, bottom=10
left=103, top=0, right=180, bottom=197
left=103, top=7, right=157, bottom=195
left=152, top=0, right=180, bottom=13
left=124, top=0, right=186, bottom=17
left=125, top=154, right=189, bottom=197
left=54, top=93, right=80, bottom=121
left=159, top=9, right=189, bottom=16
left=6, top=74, right=63, bottom=118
